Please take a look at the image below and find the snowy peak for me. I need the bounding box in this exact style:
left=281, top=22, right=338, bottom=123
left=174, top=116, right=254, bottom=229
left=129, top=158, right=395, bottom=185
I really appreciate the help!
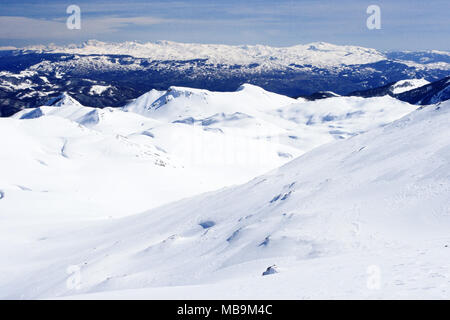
left=44, top=92, right=82, bottom=107
left=236, top=83, right=269, bottom=93
left=125, top=86, right=211, bottom=117
left=123, top=89, right=166, bottom=115
left=16, top=93, right=84, bottom=119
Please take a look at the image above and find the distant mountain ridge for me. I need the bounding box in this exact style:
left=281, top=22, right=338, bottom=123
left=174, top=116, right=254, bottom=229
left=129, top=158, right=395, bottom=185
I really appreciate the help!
left=23, top=40, right=387, bottom=68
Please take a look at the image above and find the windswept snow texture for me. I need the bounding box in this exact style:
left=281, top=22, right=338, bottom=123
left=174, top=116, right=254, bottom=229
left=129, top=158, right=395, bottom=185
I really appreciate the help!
left=0, top=86, right=448, bottom=299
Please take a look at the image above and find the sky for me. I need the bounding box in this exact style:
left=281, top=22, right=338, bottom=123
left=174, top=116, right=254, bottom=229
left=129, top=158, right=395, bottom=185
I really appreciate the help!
left=0, top=0, right=449, bottom=51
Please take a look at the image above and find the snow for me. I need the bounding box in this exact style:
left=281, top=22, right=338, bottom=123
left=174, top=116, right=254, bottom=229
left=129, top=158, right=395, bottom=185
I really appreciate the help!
left=390, top=79, right=430, bottom=94
left=89, top=85, right=111, bottom=95
left=63, top=101, right=450, bottom=299
left=1, top=85, right=447, bottom=299
left=394, top=59, right=450, bottom=71
left=0, top=71, right=38, bottom=92
left=0, top=70, right=37, bottom=78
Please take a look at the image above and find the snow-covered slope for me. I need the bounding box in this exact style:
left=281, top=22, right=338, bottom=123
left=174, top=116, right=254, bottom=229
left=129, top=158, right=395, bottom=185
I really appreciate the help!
left=1, top=99, right=448, bottom=299
left=1, top=86, right=417, bottom=223
left=271, top=95, right=417, bottom=152
left=0, top=88, right=299, bottom=222
left=0, top=109, right=183, bottom=220
left=26, top=40, right=386, bottom=68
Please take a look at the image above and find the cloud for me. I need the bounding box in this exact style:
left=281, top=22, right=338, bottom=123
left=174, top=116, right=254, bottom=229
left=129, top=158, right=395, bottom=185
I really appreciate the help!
left=0, top=13, right=313, bottom=41
left=0, top=15, right=172, bottom=40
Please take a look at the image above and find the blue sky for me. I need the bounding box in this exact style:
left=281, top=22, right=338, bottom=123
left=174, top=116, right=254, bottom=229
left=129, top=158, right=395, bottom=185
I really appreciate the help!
left=0, top=0, right=449, bottom=50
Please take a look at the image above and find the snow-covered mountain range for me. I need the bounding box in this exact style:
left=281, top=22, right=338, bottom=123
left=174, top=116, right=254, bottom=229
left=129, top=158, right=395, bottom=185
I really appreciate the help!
left=1, top=40, right=449, bottom=116
left=0, top=82, right=448, bottom=299
left=26, top=40, right=388, bottom=68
